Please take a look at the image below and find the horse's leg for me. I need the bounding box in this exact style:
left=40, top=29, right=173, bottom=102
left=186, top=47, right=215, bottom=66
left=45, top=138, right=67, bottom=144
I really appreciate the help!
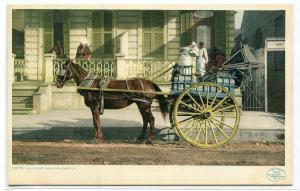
left=90, top=106, right=103, bottom=141
left=136, top=103, right=148, bottom=142
left=145, top=104, right=155, bottom=144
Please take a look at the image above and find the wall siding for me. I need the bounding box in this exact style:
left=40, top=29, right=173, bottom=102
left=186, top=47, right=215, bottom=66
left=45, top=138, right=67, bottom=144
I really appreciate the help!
left=13, top=10, right=25, bottom=32
left=167, top=11, right=181, bottom=60
left=116, top=11, right=139, bottom=59
left=24, top=10, right=40, bottom=80
left=68, top=11, right=90, bottom=58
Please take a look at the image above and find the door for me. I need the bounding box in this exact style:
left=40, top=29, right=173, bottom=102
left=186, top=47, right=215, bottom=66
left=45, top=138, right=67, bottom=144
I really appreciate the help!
left=267, top=51, right=285, bottom=113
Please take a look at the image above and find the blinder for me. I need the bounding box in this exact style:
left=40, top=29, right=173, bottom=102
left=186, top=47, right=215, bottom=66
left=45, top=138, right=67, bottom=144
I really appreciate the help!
left=57, top=60, right=72, bottom=84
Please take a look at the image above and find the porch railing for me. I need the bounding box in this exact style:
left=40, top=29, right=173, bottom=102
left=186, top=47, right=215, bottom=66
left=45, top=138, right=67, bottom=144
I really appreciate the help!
left=125, top=58, right=175, bottom=83
left=14, top=58, right=25, bottom=81
left=52, top=58, right=117, bottom=82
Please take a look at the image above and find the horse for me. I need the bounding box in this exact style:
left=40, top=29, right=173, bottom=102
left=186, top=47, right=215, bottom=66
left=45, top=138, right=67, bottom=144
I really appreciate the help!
left=55, top=59, right=169, bottom=144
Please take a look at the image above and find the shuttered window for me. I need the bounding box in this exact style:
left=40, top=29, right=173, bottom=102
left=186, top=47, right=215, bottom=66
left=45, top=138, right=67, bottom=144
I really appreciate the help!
left=180, top=11, right=193, bottom=47
left=142, top=11, right=165, bottom=58
left=92, top=11, right=114, bottom=58
left=43, top=11, right=69, bottom=56
left=43, top=11, right=53, bottom=53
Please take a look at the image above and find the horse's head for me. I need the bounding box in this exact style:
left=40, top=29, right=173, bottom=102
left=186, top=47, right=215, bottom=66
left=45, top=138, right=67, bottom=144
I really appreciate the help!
left=55, top=59, right=74, bottom=88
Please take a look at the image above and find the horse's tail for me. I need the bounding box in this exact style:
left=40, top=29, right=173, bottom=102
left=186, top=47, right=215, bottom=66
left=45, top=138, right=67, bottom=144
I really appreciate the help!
left=152, top=82, right=169, bottom=121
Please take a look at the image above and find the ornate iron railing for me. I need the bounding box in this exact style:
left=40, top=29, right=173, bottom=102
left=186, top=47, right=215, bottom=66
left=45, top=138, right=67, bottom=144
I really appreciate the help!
left=14, top=59, right=25, bottom=81
left=125, top=58, right=175, bottom=82
left=52, top=58, right=117, bottom=82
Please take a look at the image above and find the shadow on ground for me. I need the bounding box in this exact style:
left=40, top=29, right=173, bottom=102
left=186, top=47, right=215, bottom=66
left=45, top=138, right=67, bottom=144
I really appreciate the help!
left=12, top=118, right=171, bottom=142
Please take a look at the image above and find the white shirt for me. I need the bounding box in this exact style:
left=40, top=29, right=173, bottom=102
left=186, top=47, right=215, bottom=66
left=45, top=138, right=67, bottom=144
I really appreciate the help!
left=199, top=47, right=209, bottom=63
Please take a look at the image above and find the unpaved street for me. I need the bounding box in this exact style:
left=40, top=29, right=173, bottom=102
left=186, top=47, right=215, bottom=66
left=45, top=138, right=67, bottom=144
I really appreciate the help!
left=12, top=141, right=284, bottom=165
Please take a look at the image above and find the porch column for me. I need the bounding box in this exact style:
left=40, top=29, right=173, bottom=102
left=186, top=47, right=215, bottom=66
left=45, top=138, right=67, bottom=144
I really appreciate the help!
left=120, top=31, right=128, bottom=57
left=44, top=53, right=55, bottom=83
left=11, top=54, right=16, bottom=82
left=116, top=31, right=129, bottom=79
left=116, top=55, right=127, bottom=79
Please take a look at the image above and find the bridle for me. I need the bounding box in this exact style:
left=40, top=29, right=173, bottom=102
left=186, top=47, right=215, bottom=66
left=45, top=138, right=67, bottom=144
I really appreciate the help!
left=56, top=61, right=73, bottom=84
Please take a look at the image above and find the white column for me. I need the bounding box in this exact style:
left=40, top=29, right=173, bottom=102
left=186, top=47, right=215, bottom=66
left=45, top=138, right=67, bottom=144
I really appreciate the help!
left=44, top=53, right=55, bottom=83
left=120, top=31, right=128, bottom=57
left=116, top=55, right=127, bottom=79
left=11, top=54, right=16, bottom=82
left=115, top=32, right=129, bottom=79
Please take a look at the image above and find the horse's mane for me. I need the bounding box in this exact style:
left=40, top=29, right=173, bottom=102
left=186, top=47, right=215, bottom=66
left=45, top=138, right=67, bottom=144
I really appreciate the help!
left=70, top=61, right=88, bottom=77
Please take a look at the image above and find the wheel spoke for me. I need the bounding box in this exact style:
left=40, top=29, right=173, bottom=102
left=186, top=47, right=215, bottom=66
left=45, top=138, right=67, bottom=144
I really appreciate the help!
left=186, top=92, right=203, bottom=112
left=185, top=120, right=197, bottom=137
left=178, top=116, right=194, bottom=124
left=211, top=96, right=228, bottom=111
left=179, top=101, right=202, bottom=113
left=212, top=104, right=235, bottom=113
left=193, top=120, right=204, bottom=142
left=177, top=111, right=201, bottom=116
left=209, top=119, right=228, bottom=139
left=211, top=117, right=235, bottom=130
left=206, top=89, right=209, bottom=109
left=214, top=114, right=237, bottom=118
left=207, top=120, right=219, bottom=144
left=208, top=90, right=221, bottom=111
left=204, top=120, right=208, bottom=145
left=180, top=119, right=194, bottom=134
left=195, top=87, right=206, bottom=110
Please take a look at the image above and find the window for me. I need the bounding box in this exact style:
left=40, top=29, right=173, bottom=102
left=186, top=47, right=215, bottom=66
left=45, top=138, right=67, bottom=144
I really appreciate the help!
left=180, top=11, right=193, bottom=47
left=275, top=14, right=285, bottom=37
left=254, top=28, right=262, bottom=49
left=92, top=11, right=114, bottom=58
left=43, top=10, right=69, bottom=55
left=142, top=11, right=165, bottom=58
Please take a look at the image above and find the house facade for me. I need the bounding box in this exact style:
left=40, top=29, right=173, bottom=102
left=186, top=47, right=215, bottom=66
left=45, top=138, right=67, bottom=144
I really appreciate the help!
left=235, top=10, right=285, bottom=113
left=12, top=9, right=235, bottom=114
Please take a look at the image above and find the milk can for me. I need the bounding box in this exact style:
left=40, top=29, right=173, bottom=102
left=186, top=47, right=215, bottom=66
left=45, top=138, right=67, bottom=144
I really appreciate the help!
left=178, top=47, right=192, bottom=66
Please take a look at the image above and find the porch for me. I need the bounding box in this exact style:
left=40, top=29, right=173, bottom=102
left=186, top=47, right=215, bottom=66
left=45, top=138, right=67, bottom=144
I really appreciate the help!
left=12, top=54, right=174, bottom=114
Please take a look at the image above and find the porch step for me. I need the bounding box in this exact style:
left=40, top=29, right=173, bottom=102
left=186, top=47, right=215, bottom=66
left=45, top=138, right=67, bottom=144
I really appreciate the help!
left=12, top=82, right=39, bottom=115
left=12, top=100, right=33, bottom=108
left=12, top=95, right=33, bottom=102
left=12, top=108, right=37, bottom=115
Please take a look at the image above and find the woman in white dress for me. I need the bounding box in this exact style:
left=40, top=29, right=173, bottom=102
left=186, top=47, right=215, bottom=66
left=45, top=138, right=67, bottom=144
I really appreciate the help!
left=196, top=42, right=209, bottom=78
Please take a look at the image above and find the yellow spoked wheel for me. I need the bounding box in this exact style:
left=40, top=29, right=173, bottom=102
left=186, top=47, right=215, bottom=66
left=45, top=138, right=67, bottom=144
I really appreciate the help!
left=172, top=82, right=240, bottom=148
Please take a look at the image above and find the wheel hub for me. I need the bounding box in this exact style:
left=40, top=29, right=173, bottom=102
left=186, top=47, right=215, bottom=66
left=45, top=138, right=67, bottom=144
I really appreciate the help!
left=203, top=112, right=211, bottom=119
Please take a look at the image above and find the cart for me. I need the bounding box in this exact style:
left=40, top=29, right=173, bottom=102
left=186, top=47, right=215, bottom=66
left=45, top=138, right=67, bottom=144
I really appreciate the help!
left=77, top=42, right=258, bottom=148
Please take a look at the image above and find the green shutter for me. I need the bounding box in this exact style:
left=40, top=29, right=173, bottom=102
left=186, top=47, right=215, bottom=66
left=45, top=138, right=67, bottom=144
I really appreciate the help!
left=92, top=11, right=102, bottom=58
left=104, top=33, right=113, bottom=54
left=44, top=11, right=53, bottom=53
left=180, top=11, right=193, bottom=46
left=142, top=11, right=165, bottom=58
left=142, top=11, right=151, bottom=31
left=103, top=11, right=114, bottom=56
left=63, top=11, right=69, bottom=57
left=143, top=33, right=152, bottom=57
left=153, top=32, right=164, bottom=57
left=214, top=11, right=227, bottom=53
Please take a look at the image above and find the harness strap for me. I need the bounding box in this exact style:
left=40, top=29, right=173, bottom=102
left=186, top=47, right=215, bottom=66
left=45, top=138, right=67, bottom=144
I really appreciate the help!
left=137, top=78, right=144, bottom=92
left=123, top=79, right=128, bottom=90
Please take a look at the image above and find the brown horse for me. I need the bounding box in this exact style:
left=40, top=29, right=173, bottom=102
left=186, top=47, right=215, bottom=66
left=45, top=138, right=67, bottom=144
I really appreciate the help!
left=55, top=59, right=169, bottom=143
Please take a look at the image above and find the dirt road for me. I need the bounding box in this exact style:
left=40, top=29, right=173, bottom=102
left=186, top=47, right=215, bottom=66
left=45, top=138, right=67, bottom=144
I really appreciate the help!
left=12, top=141, right=284, bottom=165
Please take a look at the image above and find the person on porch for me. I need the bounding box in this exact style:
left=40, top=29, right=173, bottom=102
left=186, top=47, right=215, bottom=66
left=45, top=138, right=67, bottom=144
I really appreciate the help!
left=196, top=42, right=209, bottom=78
left=50, top=40, right=65, bottom=58
left=189, top=41, right=199, bottom=81
left=76, top=38, right=92, bottom=60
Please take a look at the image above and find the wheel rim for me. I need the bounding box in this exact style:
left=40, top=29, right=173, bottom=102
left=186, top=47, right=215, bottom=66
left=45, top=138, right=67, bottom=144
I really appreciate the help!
left=173, top=82, right=240, bottom=148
